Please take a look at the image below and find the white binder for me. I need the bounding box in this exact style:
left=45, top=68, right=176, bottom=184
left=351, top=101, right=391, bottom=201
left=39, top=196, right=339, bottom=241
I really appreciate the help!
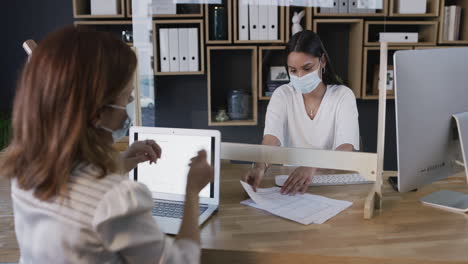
left=188, top=28, right=199, bottom=72
left=268, top=0, right=278, bottom=40
left=239, top=0, right=249, bottom=40
left=339, top=0, right=348, bottom=13
left=249, top=0, right=259, bottom=40
left=330, top=0, right=339, bottom=13
left=318, top=0, right=331, bottom=13
left=168, top=28, right=179, bottom=72
left=348, top=0, right=358, bottom=13
left=159, top=28, right=170, bottom=72
left=178, top=28, right=189, bottom=72
left=379, top=32, right=418, bottom=43
left=258, top=5, right=269, bottom=40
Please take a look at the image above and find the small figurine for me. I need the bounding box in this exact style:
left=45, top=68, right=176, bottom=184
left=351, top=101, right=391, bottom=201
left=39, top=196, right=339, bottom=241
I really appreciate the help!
left=291, top=10, right=305, bottom=36
left=215, top=108, right=230, bottom=122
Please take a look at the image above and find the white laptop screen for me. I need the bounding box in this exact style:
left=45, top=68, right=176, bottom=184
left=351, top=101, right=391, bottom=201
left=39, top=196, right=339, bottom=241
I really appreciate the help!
left=132, top=132, right=215, bottom=198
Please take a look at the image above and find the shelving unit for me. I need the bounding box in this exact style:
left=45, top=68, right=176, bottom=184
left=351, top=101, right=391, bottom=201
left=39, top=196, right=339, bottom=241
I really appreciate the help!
left=362, top=46, right=413, bottom=99
left=389, top=0, right=440, bottom=17
left=73, top=0, right=126, bottom=18
left=233, top=0, right=285, bottom=44
left=285, top=6, right=312, bottom=42
left=258, top=46, right=287, bottom=100
left=205, top=0, right=232, bottom=44
left=74, top=20, right=133, bottom=43
left=314, top=0, right=389, bottom=17
left=207, top=46, right=258, bottom=126
left=153, top=20, right=205, bottom=76
left=314, top=19, right=363, bottom=98
left=73, top=0, right=468, bottom=106
left=365, top=21, right=438, bottom=46
left=438, top=0, right=468, bottom=44
left=126, top=0, right=203, bottom=18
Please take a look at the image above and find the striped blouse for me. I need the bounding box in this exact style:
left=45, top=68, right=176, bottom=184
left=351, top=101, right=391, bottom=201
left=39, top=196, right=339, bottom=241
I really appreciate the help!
left=11, top=163, right=200, bottom=264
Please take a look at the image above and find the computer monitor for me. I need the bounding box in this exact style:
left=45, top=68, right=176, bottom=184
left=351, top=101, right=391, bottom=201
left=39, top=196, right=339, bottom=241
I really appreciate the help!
left=394, top=47, right=468, bottom=192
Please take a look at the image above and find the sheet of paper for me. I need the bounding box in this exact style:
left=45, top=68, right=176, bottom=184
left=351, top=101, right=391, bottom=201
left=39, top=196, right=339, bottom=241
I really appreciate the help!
left=240, top=181, right=352, bottom=224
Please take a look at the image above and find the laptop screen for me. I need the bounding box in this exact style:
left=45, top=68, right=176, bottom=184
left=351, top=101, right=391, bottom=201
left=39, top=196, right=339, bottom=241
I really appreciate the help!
left=132, top=132, right=215, bottom=198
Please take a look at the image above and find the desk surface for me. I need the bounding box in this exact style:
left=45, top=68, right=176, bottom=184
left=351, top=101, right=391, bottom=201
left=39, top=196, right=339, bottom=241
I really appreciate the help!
left=2, top=162, right=468, bottom=263
left=200, top=163, right=468, bottom=264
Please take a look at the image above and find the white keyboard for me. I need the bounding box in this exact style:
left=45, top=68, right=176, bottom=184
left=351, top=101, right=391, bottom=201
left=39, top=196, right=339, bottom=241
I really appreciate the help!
left=275, top=173, right=373, bottom=187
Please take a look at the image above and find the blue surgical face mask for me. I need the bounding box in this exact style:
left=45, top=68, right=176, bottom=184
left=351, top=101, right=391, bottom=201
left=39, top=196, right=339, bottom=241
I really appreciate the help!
left=289, top=63, right=322, bottom=94
left=99, top=102, right=133, bottom=143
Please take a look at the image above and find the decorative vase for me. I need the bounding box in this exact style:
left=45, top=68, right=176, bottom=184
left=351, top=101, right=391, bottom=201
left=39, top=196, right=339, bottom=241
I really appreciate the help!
left=210, top=5, right=227, bottom=40
left=228, top=90, right=251, bottom=120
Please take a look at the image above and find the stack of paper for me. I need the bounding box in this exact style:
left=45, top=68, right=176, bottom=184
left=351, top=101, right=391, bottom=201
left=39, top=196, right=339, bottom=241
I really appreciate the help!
left=240, top=181, right=352, bottom=225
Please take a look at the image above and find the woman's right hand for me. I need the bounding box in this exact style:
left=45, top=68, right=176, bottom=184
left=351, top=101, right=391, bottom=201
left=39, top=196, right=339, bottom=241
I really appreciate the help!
left=186, top=150, right=214, bottom=195
left=242, top=164, right=266, bottom=192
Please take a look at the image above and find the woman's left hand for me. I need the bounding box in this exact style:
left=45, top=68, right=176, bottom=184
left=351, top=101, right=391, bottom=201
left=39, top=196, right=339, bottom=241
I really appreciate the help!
left=281, top=167, right=317, bottom=195
left=122, top=140, right=162, bottom=172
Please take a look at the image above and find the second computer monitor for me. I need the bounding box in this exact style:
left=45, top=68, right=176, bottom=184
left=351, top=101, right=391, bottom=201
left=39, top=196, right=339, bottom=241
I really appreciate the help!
left=394, top=47, right=468, bottom=192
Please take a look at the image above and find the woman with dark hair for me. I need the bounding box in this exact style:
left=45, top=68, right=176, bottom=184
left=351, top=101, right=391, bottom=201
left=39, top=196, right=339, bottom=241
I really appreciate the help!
left=1, top=26, right=212, bottom=263
left=243, top=30, right=360, bottom=195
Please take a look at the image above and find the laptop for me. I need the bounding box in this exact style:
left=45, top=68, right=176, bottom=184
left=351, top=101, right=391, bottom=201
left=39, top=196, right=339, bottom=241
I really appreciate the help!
left=129, top=126, right=221, bottom=235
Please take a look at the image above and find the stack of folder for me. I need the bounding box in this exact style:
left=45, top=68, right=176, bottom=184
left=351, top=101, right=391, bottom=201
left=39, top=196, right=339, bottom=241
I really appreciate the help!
left=159, top=28, right=199, bottom=73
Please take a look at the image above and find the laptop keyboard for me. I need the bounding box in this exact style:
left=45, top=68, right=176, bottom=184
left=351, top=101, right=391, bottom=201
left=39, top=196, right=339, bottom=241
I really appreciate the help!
left=152, top=200, right=209, bottom=219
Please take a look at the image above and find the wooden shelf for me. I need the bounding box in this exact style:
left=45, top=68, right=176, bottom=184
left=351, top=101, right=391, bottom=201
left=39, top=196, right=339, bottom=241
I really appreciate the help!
left=258, top=46, right=287, bottom=101
left=314, top=0, right=389, bottom=17
left=208, top=120, right=257, bottom=126
left=126, top=0, right=203, bottom=18
left=389, top=0, right=440, bottom=17
left=207, top=46, right=258, bottom=126
left=74, top=20, right=133, bottom=43
left=73, top=0, right=126, bottom=18
left=314, top=19, right=364, bottom=98
left=438, top=0, right=468, bottom=44
left=362, top=46, right=413, bottom=100
left=153, top=20, right=205, bottom=76
left=205, top=0, right=232, bottom=44
left=285, top=6, right=312, bottom=42
left=414, top=45, right=454, bottom=49
left=365, top=21, right=438, bottom=46
left=233, top=0, right=285, bottom=44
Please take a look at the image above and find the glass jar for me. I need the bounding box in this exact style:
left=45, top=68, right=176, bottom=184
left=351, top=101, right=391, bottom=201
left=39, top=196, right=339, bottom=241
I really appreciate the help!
left=228, top=90, right=252, bottom=120
left=210, top=5, right=227, bottom=40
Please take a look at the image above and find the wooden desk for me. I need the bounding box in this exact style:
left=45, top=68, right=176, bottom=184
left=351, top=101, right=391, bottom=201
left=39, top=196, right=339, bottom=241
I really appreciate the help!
left=200, top=163, right=468, bottom=264
left=2, top=162, right=468, bottom=263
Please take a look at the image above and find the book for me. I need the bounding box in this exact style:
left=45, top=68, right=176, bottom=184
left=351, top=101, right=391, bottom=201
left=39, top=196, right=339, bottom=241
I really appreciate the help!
left=448, top=6, right=456, bottom=41
left=455, top=6, right=462, bottom=41
left=447, top=6, right=462, bottom=41
left=444, top=6, right=449, bottom=41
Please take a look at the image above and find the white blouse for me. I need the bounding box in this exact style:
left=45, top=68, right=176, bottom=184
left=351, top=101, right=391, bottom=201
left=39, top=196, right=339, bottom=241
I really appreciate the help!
left=264, top=84, right=360, bottom=151
left=11, top=163, right=200, bottom=264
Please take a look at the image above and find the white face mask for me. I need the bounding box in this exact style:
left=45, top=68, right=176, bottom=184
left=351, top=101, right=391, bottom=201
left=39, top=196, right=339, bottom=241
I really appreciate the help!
left=289, top=63, right=322, bottom=94
left=99, top=102, right=133, bottom=143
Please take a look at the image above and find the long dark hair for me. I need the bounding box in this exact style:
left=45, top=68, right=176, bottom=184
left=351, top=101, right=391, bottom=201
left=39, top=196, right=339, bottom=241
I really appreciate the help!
left=286, top=30, right=343, bottom=85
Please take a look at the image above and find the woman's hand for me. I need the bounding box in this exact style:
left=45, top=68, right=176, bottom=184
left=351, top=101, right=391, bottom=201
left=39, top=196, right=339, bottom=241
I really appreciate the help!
left=242, top=164, right=267, bottom=192
left=121, top=140, right=162, bottom=172
left=281, top=167, right=316, bottom=195
left=186, top=150, right=214, bottom=195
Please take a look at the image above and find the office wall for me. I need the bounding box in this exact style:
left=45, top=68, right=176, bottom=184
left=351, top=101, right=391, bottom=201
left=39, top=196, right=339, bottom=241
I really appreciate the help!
left=0, top=0, right=74, bottom=111
left=0, top=1, right=398, bottom=170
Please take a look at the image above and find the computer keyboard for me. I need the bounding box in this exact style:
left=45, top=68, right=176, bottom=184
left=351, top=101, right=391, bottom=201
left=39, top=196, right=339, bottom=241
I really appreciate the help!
left=152, top=200, right=208, bottom=219
left=275, top=173, right=373, bottom=187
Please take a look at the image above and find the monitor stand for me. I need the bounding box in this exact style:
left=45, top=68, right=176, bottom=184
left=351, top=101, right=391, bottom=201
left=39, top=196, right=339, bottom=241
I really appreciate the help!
left=419, top=112, right=468, bottom=211
left=452, top=112, right=468, bottom=181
